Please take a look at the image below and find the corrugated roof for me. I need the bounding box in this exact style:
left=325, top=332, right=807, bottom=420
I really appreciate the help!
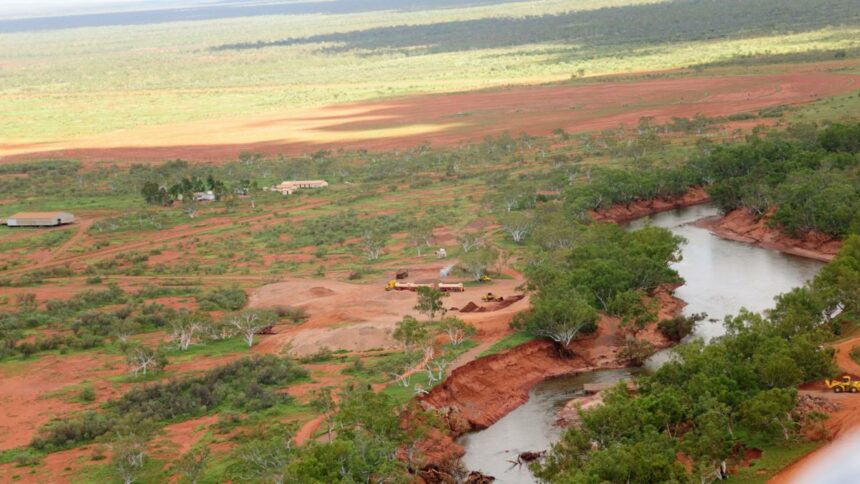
left=9, top=212, right=72, bottom=219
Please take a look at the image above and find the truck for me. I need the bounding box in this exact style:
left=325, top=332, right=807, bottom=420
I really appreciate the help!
left=824, top=375, right=860, bottom=393
left=385, top=281, right=464, bottom=292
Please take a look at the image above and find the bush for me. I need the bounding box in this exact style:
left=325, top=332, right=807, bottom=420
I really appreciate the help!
left=196, top=286, right=247, bottom=311
left=31, top=411, right=114, bottom=451
left=31, top=356, right=307, bottom=450
left=272, top=306, right=309, bottom=324
left=657, top=313, right=704, bottom=342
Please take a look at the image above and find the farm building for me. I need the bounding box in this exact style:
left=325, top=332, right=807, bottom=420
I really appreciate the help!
left=270, top=180, right=329, bottom=195
left=193, top=191, right=216, bottom=202
left=5, top=212, right=75, bottom=227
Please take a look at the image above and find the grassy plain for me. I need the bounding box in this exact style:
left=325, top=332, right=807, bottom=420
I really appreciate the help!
left=1, top=0, right=859, bottom=156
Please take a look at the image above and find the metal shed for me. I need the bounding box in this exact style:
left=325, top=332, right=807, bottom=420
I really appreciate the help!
left=5, top=212, right=75, bottom=227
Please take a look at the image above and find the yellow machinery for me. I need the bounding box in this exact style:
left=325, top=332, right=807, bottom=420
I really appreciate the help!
left=824, top=375, right=860, bottom=393
left=481, top=292, right=503, bottom=302
left=479, top=275, right=492, bottom=282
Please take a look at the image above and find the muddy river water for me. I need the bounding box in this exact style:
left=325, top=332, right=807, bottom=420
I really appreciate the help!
left=458, top=204, right=824, bottom=483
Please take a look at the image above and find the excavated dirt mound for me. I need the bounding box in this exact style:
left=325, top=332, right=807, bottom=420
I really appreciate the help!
left=459, top=301, right=483, bottom=313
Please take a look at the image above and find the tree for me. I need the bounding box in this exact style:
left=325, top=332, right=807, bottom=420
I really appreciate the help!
left=617, top=336, right=654, bottom=366
left=512, top=289, right=598, bottom=352
left=457, top=231, right=485, bottom=253
left=125, top=345, right=167, bottom=377
left=409, top=223, right=434, bottom=256
left=233, top=424, right=296, bottom=484
left=112, top=418, right=155, bottom=484
left=740, top=388, right=797, bottom=440
left=169, top=311, right=209, bottom=351
left=112, top=318, right=142, bottom=344
left=361, top=229, right=386, bottom=261
left=393, top=316, right=429, bottom=353
left=227, top=309, right=277, bottom=347
left=414, top=286, right=448, bottom=321
left=458, top=246, right=499, bottom=281
left=141, top=181, right=169, bottom=205
left=438, top=317, right=476, bottom=346
left=175, top=446, right=209, bottom=484
left=501, top=212, right=533, bottom=244
left=310, top=388, right=337, bottom=441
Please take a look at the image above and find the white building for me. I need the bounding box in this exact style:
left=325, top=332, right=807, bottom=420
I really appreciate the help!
left=193, top=191, right=216, bottom=202
left=5, top=212, right=75, bottom=227
left=270, top=180, right=329, bottom=195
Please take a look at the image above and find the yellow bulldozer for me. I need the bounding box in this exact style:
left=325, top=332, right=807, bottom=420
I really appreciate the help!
left=481, top=292, right=504, bottom=302
left=824, top=375, right=860, bottom=393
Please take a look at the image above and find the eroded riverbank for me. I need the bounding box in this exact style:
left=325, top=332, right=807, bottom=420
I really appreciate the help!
left=439, top=203, right=825, bottom=482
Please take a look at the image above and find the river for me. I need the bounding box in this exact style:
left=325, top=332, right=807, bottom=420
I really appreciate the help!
left=457, top=204, right=824, bottom=483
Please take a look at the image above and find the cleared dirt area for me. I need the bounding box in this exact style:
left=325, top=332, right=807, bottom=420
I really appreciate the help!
left=3, top=67, right=857, bottom=164
left=249, top=263, right=529, bottom=356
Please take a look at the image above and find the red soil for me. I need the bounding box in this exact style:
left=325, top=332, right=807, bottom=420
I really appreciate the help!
left=0, top=353, right=125, bottom=451
left=5, top=68, right=857, bottom=164
left=696, top=208, right=842, bottom=262
left=591, top=186, right=711, bottom=223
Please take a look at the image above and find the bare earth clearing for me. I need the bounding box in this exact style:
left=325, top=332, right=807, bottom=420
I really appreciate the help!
left=2, top=66, right=857, bottom=164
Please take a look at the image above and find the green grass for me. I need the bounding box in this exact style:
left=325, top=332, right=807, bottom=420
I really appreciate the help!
left=1, top=1, right=859, bottom=146
left=163, top=338, right=251, bottom=362
left=479, top=332, right=534, bottom=358
left=732, top=440, right=823, bottom=483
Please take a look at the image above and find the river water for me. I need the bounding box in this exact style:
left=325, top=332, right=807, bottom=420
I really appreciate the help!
left=457, top=204, right=824, bottom=483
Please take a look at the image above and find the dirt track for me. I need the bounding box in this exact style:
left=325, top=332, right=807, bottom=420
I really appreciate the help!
left=4, top=67, right=857, bottom=164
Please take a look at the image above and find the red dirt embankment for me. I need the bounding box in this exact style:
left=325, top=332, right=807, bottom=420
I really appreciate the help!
left=591, top=186, right=710, bottom=223
left=696, top=208, right=842, bottom=262
left=415, top=288, right=682, bottom=470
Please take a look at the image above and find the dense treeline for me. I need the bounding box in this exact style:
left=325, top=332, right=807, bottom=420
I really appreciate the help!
left=700, top=123, right=860, bottom=237
left=215, top=0, right=860, bottom=55
left=514, top=219, right=684, bottom=348
left=535, top=236, right=860, bottom=482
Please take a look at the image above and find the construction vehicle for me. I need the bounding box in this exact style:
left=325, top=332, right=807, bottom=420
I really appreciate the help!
left=479, top=275, right=492, bottom=282
left=481, top=292, right=504, bottom=302
left=385, top=280, right=464, bottom=292
left=437, top=282, right=465, bottom=293
left=824, top=375, right=860, bottom=393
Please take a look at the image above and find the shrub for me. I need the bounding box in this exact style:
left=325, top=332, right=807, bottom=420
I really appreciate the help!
left=272, top=306, right=309, bottom=324
left=196, top=286, right=247, bottom=311
left=657, top=313, right=704, bottom=342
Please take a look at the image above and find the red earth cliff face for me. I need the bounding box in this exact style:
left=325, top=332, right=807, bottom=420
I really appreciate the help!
left=695, top=208, right=842, bottom=262
left=590, top=186, right=710, bottom=223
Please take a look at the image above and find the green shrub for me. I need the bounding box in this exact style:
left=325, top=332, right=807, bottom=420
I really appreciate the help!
left=196, top=286, right=247, bottom=311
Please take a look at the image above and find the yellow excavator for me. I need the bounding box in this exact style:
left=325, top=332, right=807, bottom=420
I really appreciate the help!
left=824, top=375, right=860, bottom=393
